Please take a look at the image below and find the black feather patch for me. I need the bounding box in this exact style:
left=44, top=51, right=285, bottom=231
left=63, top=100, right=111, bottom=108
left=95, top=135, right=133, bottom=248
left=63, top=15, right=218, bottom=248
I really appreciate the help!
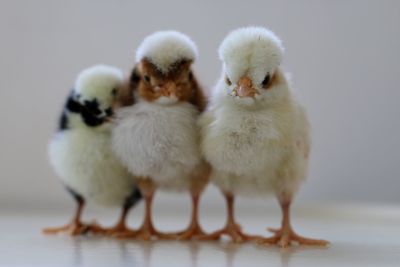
left=78, top=98, right=106, bottom=127
left=123, top=187, right=142, bottom=210
left=66, top=94, right=82, bottom=113
left=65, top=185, right=84, bottom=204
left=58, top=112, right=69, bottom=131
left=105, top=107, right=113, bottom=117
left=83, top=99, right=102, bottom=116
left=57, top=90, right=115, bottom=130
left=58, top=91, right=81, bottom=131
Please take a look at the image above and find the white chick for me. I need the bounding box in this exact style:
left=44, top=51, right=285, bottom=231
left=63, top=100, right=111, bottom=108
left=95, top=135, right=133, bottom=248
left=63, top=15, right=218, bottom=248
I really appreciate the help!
left=112, top=31, right=210, bottom=240
left=199, top=27, right=329, bottom=247
left=43, top=65, right=141, bottom=236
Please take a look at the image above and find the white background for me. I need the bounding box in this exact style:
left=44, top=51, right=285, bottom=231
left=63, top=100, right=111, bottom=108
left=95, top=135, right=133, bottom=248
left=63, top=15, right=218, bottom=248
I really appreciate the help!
left=1, top=0, right=399, bottom=212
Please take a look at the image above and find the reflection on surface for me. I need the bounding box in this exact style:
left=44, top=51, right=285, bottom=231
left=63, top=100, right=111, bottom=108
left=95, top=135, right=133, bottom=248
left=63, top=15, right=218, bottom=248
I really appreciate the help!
left=2, top=206, right=400, bottom=267
left=2, top=233, right=400, bottom=267
left=64, top=237, right=330, bottom=267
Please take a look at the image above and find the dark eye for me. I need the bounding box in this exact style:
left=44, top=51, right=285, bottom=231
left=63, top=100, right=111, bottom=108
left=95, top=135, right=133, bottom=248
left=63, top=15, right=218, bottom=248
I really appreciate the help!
left=188, top=71, right=193, bottom=81
left=225, top=76, right=232, bottom=86
left=144, top=75, right=150, bottom=83
left=111, top=88, right=117, bottom=96
left=130, top=71, right=140, bottom=83
left=261, top=74, right=270, bottom=87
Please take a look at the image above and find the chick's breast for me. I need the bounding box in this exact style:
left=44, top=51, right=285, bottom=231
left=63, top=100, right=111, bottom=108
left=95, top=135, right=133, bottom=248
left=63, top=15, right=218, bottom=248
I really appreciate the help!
left=201, top=107, right=284, bottom=176
left=112, top=102, right=202, bottom=186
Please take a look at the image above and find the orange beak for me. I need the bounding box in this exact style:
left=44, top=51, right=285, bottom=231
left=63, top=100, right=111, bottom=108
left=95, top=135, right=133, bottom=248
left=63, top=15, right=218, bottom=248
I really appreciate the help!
left=233, top=76, right=258, bottom=98
left=160, top=81, right=177, bottom=97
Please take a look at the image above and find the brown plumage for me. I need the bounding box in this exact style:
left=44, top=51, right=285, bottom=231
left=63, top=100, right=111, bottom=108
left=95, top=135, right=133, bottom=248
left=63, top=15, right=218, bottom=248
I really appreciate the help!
left=110, top=31, right=212, bottom=241
left=134, top=58, right=206, bottom=111
left=115, top=60, right=206, bottom=113
left=113, top=58, right=210, bottom=241
left=113, top=67, right=140, bottom=109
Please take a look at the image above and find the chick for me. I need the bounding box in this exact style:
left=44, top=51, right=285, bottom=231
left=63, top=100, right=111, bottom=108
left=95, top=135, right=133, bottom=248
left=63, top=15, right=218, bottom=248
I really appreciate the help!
left=112, top=31, right=210, bottom=240
left=43, top=65, right=141, bottom=236
left=199, top=27, right=329, bottom=247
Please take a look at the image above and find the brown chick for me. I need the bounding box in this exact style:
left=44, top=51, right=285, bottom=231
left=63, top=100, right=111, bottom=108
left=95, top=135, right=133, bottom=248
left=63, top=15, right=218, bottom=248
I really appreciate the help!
left=111, top=31, right=211, bottom=241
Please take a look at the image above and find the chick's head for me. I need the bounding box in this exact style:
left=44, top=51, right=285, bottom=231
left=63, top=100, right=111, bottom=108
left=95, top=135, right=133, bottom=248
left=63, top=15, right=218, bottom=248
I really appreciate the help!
left=134, top=31, right=199, bottom=106
left=136, top=59, right=196, bottom=105
left=218, top=26, right=287, bottom=108
left=74, top=65, right=123, bottom=119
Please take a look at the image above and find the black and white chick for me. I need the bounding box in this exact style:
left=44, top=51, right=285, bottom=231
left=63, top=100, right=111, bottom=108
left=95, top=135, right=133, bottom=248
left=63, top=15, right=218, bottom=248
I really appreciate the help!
left=199, top=27, right=329, bottom=247
left=43, top=65, right=141, bottom=236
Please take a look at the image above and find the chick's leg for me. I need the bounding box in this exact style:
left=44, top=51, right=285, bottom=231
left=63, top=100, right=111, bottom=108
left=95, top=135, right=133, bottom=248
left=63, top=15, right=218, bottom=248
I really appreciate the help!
left=201, top=192, right=262, bottom=242
left=92, top=188, right=142, bottom=236
left=172, top=171, right=212, bottom=240
left=116, top=178, right=166, bottom=240
left=43, top=197, right=89, bottom=236
left=91, top=205, right=135, bottom=236
left=173, top=192, right=210, bottom=240
left=258, top=196, right=329, bottom=248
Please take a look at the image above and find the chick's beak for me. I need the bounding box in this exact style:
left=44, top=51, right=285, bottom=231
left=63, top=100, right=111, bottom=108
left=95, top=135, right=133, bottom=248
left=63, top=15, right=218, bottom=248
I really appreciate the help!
left=233, top=76, right=258, bottom=98
left=160, top=81, right=177, bottom=97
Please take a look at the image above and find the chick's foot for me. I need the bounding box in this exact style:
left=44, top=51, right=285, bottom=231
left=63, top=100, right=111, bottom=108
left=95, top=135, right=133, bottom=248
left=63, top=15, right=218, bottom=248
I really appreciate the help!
left=258, top=227, right=329, bottom=248
left=199, top=223, right=262, bottom=243
left=43, top=222, right=90, bottom=236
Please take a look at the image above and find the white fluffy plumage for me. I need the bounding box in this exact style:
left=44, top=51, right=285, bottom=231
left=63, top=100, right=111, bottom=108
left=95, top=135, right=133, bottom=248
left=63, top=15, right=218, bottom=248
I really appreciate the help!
left=199, top=27, right=310, bottom=197
left=49, top=65, right=136, bottom=206
left=74, top=65, right=123, bottom=113
left=49, top=130, right=135, bottom=206
left=112, top=100, right=203, bottom=191
left=135, top=31, right=198, bottom=74
left=219, top=27, right=284, bottom=86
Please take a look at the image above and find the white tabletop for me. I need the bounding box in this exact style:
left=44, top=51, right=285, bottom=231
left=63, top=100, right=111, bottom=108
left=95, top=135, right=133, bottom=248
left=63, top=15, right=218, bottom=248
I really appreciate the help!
left=1, top=204, right=399, bottom=267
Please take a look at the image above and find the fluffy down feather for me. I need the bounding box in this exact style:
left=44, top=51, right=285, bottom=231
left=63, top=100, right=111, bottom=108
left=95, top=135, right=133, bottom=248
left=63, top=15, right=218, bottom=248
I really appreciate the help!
left=219, top=26, right=283, bottom=86
left=49, top=65, right=136, bottom=206
left=135, top=31, right=198, bottom=74
left=75, top=65, right=123, bottom=109
left=199, top=27, right=309, bottom=197
left=112, top=100, right=203, bottom=191
left=49, top=130, right=135, bottom=206
left=200, top=74, right=309, bottom=196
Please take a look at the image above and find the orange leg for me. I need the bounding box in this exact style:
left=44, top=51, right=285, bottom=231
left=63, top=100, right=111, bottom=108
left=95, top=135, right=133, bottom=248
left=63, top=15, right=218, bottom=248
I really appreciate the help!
left=115, top=179, right=168, bottom=240
left=43, top=199, right=91, bottom=236
left=200, top=192, right=262, bottom=242
left=258, top=197, right=329, bottom=248
left=171, top=169, right=213, bottom=241
left=90, top=205, right=136, bottom=236
left=172, top=192, right=213, bottom=240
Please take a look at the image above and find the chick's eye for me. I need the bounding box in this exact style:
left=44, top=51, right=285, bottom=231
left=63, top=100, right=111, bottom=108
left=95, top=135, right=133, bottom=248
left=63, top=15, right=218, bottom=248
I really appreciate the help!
left=225, top=76, right=232, bottom=86
left=188, top=71, right=193, bottom=81
left=144, top=75, right=150, bottom=83
left=130, top=72, right=140, bottom=83
left=111, top=88, right=117, bottom=96
left=261, top=74, right=270, bottom=87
